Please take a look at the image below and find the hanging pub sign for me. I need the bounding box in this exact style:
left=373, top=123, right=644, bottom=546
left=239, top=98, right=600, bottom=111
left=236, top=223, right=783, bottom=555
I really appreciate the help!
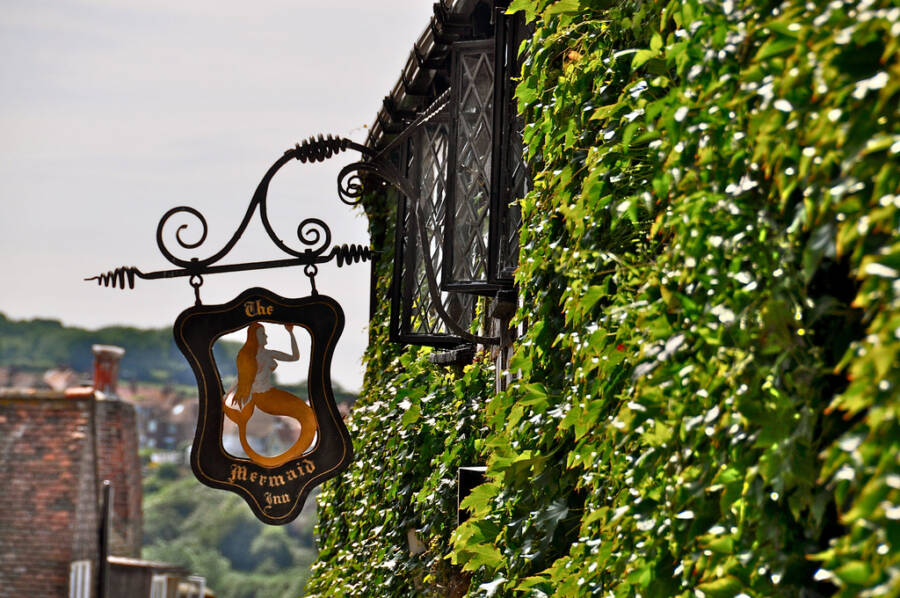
left=174, top=288, right=349, bottom=523
left=87, top=135, right=379, bottom=524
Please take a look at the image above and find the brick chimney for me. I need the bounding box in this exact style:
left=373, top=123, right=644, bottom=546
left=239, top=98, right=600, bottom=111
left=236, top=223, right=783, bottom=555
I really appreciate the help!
left=92, top=344, right=125, bottom=396
left=91, top=343, right=143, bottom=557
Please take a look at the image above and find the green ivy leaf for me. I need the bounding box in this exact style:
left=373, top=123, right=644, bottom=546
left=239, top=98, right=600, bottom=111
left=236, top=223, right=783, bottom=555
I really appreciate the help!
left=507, top=0, right=538, bottom=20
left=400, top=403, right=421, bottom=426
left=632, top=49, right=657, bottom=69
left=544, top=0, right=581, bottom=15
left=835, top=561, right=873, bottom=586
left=696, top=575, right=743, bottom=597
left=520, top=382, right=550, bottom=406
left=754, top=37, right=795, bottom=61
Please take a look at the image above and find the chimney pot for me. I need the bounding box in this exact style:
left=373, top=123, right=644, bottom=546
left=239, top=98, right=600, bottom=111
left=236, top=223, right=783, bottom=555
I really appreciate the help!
left=92, top=345, right=125, bottom=396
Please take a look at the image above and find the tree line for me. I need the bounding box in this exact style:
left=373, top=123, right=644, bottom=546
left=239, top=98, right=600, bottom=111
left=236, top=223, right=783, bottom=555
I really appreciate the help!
left=0, top=312, right=238, bottom=385
left=0, top=312, right=357, bottom=401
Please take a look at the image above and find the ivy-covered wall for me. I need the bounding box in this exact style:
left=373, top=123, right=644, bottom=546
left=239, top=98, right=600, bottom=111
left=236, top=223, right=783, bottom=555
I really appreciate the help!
left=306, top=0, right=900, bottom=596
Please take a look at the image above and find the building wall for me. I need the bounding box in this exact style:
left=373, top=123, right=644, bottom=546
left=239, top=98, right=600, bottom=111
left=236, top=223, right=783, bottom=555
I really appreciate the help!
left=0, top=393, right=142, bottom=596
left=307, top=1, right=900, bottom=596
left=95, top=399, right=143, bottom=557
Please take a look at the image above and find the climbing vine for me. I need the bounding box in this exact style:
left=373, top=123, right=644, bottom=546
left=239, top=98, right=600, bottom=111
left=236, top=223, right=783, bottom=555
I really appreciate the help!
left=308, top=0, right=900, bottom=596
left=304, top=191, right=495, bottom=597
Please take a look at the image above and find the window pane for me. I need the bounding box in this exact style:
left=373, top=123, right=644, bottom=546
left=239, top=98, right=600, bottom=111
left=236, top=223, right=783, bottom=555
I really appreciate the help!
left=447, top=40, right=495, bottom=289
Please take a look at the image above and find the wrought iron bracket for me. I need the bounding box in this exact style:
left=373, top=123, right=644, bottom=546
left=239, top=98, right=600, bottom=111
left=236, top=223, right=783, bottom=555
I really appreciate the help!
left=87, top=129, right=501, bottom=345
left=87, top=135, right=375, bottom=294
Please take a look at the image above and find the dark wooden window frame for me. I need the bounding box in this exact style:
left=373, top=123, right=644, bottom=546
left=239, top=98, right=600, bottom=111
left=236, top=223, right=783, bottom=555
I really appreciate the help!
left=487, top=8, right=528, bottom=287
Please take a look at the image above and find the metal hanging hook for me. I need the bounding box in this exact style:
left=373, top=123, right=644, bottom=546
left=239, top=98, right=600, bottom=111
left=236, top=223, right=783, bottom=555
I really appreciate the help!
left=189, top=274, right=204, bottom=305
left=304, top=264, right=319, bottom=296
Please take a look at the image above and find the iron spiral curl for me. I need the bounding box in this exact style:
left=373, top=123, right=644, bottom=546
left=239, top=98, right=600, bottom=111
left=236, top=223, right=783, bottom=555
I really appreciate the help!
left=85, top=266, right=144, bottom=290
left=337, top=161, right=381, bottom=206
left=156, top=205, right=211, bottom=269
left=289, top=134, right=353, bottom=163
left=295, top=218, right=332, bottom=256
left=331, top=244, right=373, bottom=267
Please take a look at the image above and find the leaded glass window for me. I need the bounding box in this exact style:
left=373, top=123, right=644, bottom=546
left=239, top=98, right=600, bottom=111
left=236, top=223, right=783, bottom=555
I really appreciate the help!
left=383, top=3, right=530, bottom=349
left=443, top=40, right=496, bottom=295
left=389, top=106, right=475, bottom=346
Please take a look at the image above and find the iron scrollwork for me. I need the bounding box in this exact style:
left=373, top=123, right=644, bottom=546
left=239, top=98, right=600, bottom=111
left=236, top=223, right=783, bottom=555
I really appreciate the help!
left=88, top=131, right=499, bottom=345
left=88, top=135, right=375, bottom=292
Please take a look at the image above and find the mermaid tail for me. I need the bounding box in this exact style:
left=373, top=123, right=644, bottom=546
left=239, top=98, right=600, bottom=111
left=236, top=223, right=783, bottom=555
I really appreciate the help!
left=223, top=389, right=318, bottom=468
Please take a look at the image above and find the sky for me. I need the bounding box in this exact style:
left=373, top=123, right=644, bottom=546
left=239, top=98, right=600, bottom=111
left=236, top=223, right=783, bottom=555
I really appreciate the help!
left=0, top=0, right=437, bottom=390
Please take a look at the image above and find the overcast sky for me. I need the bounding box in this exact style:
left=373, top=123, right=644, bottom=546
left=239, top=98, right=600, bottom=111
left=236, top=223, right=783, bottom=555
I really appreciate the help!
left=0, top=0, right=436, bottom=390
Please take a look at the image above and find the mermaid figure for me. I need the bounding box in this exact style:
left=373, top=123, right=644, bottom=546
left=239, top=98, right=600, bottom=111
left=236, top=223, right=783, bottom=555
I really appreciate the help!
left=223, top=322, right=318, bottom=467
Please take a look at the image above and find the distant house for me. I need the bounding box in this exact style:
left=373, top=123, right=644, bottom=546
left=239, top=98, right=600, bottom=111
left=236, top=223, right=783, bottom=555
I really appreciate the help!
left=0, top=365, right=46, bottom=390
left=43, top=366, right=86, bottom=391
left=118, top=385, right=197, bottom=452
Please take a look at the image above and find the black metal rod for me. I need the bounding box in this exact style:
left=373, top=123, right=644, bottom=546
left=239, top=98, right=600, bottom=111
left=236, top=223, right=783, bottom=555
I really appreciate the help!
left=97, top=480, right=111, bottom=598
left=143, top=255, right=334, bottom=280
left=86, top=244, right=375, bottom=289
left=153, top=135, right=374, bottom=271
